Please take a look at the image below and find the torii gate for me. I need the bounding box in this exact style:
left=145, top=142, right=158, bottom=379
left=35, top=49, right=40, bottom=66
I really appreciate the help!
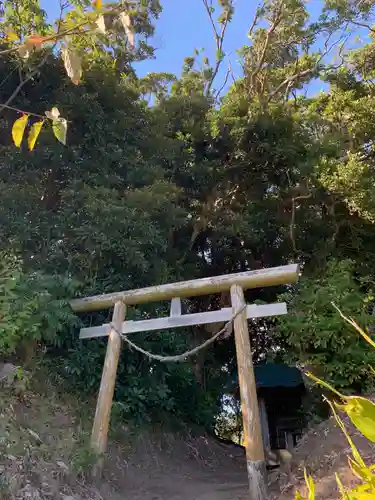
left=70, top=263, right=299, bottom=500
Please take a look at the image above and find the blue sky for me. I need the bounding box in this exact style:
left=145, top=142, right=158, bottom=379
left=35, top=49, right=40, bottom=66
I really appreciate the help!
left=41, top=0, right=360, bottom=95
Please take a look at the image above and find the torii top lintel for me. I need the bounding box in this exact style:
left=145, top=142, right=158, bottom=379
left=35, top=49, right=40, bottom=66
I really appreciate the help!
left=70, top=264, right=299, bottom=313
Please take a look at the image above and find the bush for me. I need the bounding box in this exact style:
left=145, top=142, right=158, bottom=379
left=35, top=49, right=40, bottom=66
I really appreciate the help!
left=0, top=251, right=80, bottom=361
left=278, top=259, right=375, bottom=392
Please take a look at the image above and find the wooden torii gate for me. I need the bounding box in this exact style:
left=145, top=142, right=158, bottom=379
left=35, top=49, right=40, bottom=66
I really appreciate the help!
left=70, top=263, right=299, bottom=500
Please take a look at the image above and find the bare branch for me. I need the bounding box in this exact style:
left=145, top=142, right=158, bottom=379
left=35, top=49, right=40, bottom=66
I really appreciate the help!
left=350, top=19, right=375, bottom=34
left=202, top=0, right=232, bottom=96
left=248, top=1, right=266, bottom=39
left=214, top=60, right=232, bottom=100
left=250, top=0, right=284, bottom=85
left=0, top=51, right=50, bottom=116
left=289, top=194, right=312, bottom=254
left=0, top=103, right=47, bottom=119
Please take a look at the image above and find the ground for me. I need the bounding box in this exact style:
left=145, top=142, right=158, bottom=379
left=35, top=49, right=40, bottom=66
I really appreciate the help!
left=1, top=370, right=375, bottom=500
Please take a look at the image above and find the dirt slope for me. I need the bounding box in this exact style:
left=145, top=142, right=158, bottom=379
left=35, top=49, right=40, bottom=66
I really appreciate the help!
left=269, top=410, right=375, bottom=499
left=0, top=380, right=251, bottom=500
left=2, top=372, right=374, bottom=500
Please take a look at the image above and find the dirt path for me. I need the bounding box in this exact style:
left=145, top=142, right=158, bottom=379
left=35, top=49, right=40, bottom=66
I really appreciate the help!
left=3, top=382, right=375, bottom=500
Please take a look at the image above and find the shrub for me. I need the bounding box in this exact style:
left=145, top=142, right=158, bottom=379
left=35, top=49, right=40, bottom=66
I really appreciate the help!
left=0, top=251, right=80, bottom=361
left=278, top=259, right=375, bottom=392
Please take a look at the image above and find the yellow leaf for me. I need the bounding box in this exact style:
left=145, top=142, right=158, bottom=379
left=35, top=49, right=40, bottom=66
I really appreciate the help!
left=332, top=302, right=375, bottom=348
left=308, top=370, right=375, bottom=443
left=94, top=0, right=102, bottom=8
left=61, top=46, right=82, bottom=85
left=28, top=121, right=44, bottom=151
left=328, top=400, right=367, bottom=470
left=52, top=117, right=67, bottom=145
left=348, top=456, right=370, bottom=482
left=6, top=31, right=19, bottom=42
left=307, top=372, right=345, bottom=399
left=304, top=469, right=315, bottom=500
left=11, top=114, right=28, bottom=147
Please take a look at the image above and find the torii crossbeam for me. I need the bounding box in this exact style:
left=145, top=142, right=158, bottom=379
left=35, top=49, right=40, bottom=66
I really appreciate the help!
left=70, top=264, right=299, bottom=500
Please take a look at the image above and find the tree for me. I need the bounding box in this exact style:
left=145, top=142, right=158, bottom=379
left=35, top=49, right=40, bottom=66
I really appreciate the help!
left=4, top=0, right=375, bottom=430
left=0, top=0, right=161, bottom=148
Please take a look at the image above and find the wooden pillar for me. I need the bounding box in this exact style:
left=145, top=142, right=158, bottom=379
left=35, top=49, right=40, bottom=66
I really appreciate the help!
left=230, top=284, right=266, bottom=500
left=91, top=301, right=126, bottom=456
left=258, top=397, right=271, bottom=457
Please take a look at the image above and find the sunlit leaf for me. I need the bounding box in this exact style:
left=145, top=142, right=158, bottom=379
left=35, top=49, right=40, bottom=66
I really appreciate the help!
left=52, top=118, right=67, bottom=145
left=6, top=31, right=19, bottom=42
left=304, top=469, right=315, bottom=500
left=119, top=12, right=134, bottom=47
left=327, top=400, right=367, bottom=470
left=61, top=47, right=82, bottom=85
left=96, top=15, right=106, bottom=34
left=24, top=34, right=47, bottom=49
left=11, top=115, right=28, bottom=147
left=348, top=456, right=368, bottom=481
left=335, top=473, right=353, bottom=499
left=94, top=0, right=102, bottom=8
left=309, top=370, right=375, bottom=443
left=338, top=397, right=375, bottom=443
left=28, top=121, right=44, bottom=151
left=295, top=493, right=306, bottom=500
left=332, top=302, right=375, bottom=348
left=18, top=45, right=30, bottom=59
left=307, top=372, right=345, bottom=399
left=45, top=107, right=60, bottom=121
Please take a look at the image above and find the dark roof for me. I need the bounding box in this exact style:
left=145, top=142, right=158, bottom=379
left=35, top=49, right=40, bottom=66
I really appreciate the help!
left=254, top=363, right=304, bottom=389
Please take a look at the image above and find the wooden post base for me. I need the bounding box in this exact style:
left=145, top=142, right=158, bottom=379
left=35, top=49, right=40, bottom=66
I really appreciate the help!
left=246, top=460, right=267, bottom=500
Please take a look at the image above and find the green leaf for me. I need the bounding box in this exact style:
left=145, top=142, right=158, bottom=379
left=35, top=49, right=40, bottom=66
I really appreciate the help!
left=309, top=370, right=375, bottom=442
left=341, top=397, right=375, bottom=443
left=12, top=115, right=28, bottom=147
left=52, top=118, right=67, bottom=145
left=28, top=121, right=44, bottom=151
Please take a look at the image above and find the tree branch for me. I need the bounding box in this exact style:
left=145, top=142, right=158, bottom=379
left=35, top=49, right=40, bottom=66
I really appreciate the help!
left=202, top=0, right=232, bottom=97
left=248, top=1, right=266, bottom=39
left=0, top=51, right=50, bottom=115
left=250, top=0, right=284, bottom=86
left=289, top=194, right=312, bottom=254
left=0, top=103, right=47, bottom=119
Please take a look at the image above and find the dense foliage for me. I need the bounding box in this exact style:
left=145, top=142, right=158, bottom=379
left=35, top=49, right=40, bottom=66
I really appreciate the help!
left=2, top=0, right=375, bottom=430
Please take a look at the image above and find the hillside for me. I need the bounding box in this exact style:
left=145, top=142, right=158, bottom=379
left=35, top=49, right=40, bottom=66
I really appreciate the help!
left=0, top=370, right=251, bottom=500
left=270, top=410, right=375, bottom=499
left=2, top=367, right=375, bottom=500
